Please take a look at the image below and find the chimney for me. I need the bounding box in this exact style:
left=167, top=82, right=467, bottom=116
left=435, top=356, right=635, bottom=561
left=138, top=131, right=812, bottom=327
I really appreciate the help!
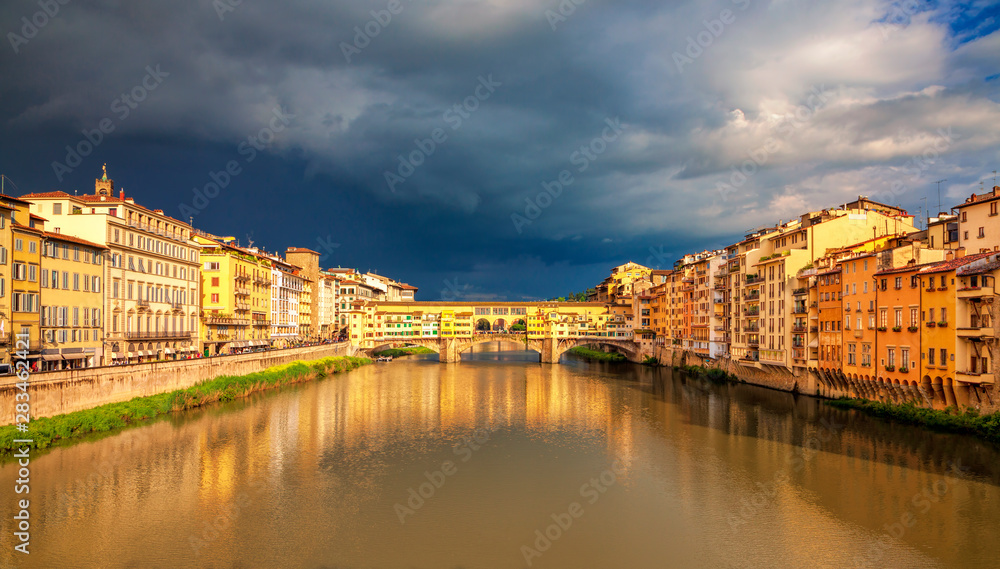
left=119, top=190, right=124, bottom=200
left=956, top=247, right=966, bottom=259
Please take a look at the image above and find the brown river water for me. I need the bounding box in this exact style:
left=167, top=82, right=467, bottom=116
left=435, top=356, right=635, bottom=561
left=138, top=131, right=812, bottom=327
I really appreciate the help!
left=1, top=346, right=998, bottom=569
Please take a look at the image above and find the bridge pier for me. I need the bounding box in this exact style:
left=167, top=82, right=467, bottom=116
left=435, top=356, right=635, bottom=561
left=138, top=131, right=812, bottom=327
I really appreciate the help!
left=439, top=338, right=460, bottom=363
left=540, top=338, right=558, bottom=364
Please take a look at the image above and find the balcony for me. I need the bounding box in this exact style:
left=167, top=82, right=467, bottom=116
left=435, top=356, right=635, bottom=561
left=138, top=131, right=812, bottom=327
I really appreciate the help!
left=125, top=330, right=194, bottom=340
left=956, top=370, right=995, bottom=385
left=792, top=288, right=808, bottom=296
left=854, top=329, right=863, bottom=338
left=957, top=327, right=992, bottom=339
left=748, top=338, right=760, bottom=347
left=958, top=286, right=989, bottom=299
left=792, top=305, right=808, bottom=315
left=205, top=315, right=250, bottom=326
left=760, top=349, right=785, bottom=363
left=745, top=291, right=760, bottom=301
left=792, top=325, right=807, bottom=333
left=743, top=325, right=759, bottom=333
left=127, top=219, right=189, bottom=244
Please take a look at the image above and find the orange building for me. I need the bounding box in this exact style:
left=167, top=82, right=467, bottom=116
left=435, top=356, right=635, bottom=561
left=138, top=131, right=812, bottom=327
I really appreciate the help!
left=841, top=253, right=878, bottom=382
left=816, top=268, right=842, bottom=374
left=873, top=264, right=922, bottom=386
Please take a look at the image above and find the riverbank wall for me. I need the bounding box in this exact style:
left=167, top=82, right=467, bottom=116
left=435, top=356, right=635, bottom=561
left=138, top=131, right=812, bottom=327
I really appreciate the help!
left=649, top=345, right=999, bottom=414
left=0, top=343, right=358, bottom=425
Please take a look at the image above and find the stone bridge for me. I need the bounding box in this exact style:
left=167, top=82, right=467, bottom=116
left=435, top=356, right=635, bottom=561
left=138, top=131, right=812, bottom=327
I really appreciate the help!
left=367, top=333, right=642, bottom=363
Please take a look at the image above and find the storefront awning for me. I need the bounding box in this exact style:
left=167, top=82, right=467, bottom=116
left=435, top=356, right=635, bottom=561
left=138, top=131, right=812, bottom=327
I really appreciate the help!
left=42, top=353, right=63, bottom=361
left=62, top=353, right=87, bottom=360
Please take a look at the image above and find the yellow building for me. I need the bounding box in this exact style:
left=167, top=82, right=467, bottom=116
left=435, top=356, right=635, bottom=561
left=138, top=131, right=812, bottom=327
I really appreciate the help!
left=298, top=275, right=313, bottom=340
left=195, top=235, right=272, bottom=355
left=6, top=195, right=43, bottom=367
left=39, top=232, right=107, bottom=370
left=0, top=199, right=16, bottom=371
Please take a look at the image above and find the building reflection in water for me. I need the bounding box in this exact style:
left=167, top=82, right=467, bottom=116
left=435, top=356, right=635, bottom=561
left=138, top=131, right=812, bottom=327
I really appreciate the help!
left=1, top=351, right=997, bottom=569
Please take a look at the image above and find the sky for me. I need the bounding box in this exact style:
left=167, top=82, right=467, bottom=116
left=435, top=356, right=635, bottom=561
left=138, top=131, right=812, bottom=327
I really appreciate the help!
left=1, top=0, right=999, bottom=300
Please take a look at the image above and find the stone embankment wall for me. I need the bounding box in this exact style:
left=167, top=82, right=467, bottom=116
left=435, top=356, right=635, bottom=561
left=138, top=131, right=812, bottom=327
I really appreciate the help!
left=0, top=343, right=358, bottom=425
left=649, top=345, right=1000, bottom=414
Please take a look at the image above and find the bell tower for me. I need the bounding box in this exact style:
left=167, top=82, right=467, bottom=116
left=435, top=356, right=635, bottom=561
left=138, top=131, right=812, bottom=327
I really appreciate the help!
left=95, top=163, right=114, bottom=196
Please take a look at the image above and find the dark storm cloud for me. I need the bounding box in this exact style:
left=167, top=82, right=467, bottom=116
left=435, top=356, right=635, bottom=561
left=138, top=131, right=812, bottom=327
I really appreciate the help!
left=2, top=0, right=1000, bottom=298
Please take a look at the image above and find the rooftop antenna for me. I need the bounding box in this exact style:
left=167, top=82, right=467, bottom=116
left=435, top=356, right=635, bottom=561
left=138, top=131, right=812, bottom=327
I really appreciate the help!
left=934, top=179, right=946, bottom=216
left=920, top=197, right=928, bottom=229
left=0, top=174, right=20, bottom=195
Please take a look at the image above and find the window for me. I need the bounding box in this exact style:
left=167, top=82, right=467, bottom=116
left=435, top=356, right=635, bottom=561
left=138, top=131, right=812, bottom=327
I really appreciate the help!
left=53, top=203, right=62, bottom=215
left=901, top=348, right=910, bottom=370
left=879, top=309, right=887, bottom=327
left=979, top=227, right=985, bottom=238
left=888, top=348, right=895, bottom=368
left=41, top=269, right=48, bottom=288
left=28, top=241, right=36, bottom=254
left=895, top=277, right=902, bottom=289
left=941, top=307, right=947, bottom=322
left=910, top=308, right=918, bottom=326
left=940, top=349, right=947, bottom=366
left=211, top=293, right=219, bottom=303
left=894, top=309, right=902, bottom=327
left=14, top=238, right=22, bottom=251
left=73, top=273, right=80, bottom=290
left=211, top=277, right=220, bottom=287
left=928, top=348, right=936, bottom=365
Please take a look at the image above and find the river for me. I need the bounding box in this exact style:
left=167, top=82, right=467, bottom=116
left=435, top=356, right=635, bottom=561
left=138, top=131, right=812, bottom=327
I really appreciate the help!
left=1, top=346, right=998, bottom=568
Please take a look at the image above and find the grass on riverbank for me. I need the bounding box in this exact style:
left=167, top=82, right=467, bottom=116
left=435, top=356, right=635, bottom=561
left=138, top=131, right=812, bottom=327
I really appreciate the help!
left=567, top=347, right=627, bottom=362
left=0, top=355, right=370, bottom=456
left=373, top=346, right=436, bottom=358
left=826, top=398, right=1000, bottom=444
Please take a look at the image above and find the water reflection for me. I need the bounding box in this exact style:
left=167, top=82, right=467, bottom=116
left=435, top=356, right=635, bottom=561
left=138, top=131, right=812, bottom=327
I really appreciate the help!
left=0, top=350, right=996, bottom=568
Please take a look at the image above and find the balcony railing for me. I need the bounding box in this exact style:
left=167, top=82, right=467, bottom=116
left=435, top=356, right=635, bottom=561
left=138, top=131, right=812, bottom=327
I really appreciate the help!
left=125, top=330, right=194, bottom=340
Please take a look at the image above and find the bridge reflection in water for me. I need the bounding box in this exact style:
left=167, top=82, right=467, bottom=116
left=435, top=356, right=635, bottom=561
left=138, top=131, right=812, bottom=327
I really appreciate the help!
left=2, top=351, right=997, bottom=568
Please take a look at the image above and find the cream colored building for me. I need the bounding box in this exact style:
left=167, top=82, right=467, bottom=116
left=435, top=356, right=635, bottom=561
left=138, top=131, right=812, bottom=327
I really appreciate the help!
left=956, top=185, right=1000, bottom=253
left=23, top=167, right=201, bottom=363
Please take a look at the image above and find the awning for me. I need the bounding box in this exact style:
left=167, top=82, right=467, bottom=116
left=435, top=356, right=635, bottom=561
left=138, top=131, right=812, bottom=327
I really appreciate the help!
left=62, top=353, right=87, bottom=360
left=808, top=338, right=818, bottom=348
left=164, top=348, right=174, bottom=355
left=127, top=352, right=136, bottom=358
left=113, top=352, right=126, bottom=359
left=42, top=353, right=63, bottom=361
